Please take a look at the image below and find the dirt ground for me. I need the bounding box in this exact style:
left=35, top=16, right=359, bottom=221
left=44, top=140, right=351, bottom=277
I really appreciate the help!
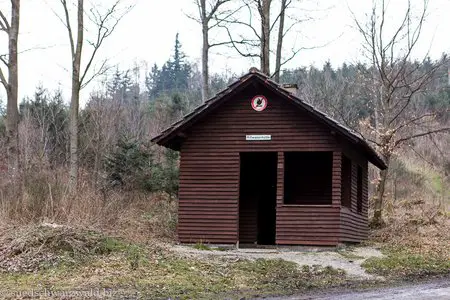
left=172, top=245, right=385, bottom=280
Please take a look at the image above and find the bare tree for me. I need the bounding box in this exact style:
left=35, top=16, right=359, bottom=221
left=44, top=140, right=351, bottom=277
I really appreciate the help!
left=0, top=0, right=20, bottom=177
left=259, top=0, right=271, bottom=75
left=190, top=0, right=235, bottom=102
left=217, top=0, right=303, bottom=79
left=352, top=0, right=450, bottom=227
left=273, top=0, right=286, bottom=82
left=216, top=0, right=271, bottom=75
left=298, top=63, right=367, bottom=128
left=58, top=0, right=132, bottom=191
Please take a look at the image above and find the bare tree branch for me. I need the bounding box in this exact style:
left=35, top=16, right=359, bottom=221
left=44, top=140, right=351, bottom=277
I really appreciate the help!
left=394, top=128, right=450, bottom=148
left=81, top=59, right=111, bottom=88
left=60, top=0, right=76, bottom=58
left=80, top=0, right=132, bottom=86
left=188, top=0, right=238, bottom=101
left=0, top=54, right=8, bottom=67
left=218, top=23, right=259, bottom=58
left=0, top=65, right=7, bottom=89
left=0, top=9, right=10, bottom=31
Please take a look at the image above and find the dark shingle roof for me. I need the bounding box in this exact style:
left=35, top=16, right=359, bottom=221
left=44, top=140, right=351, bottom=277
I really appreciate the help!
left=152, top=70, right=387, bottom=169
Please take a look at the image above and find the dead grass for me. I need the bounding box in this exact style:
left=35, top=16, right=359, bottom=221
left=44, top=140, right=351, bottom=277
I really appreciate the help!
left=366, top=163, right=450, bottom=279
left=370, top=198, right=449, bottom=259
left=364, top=151, right=450, bottom=280
left=0, top=168, right=177, bottom=243
left=369, top=151, right=449, bottom=258
left=0, top=223, right=157, bottom=273
left=367, top=193, right=449, bottom=280
left=365, top=215, right=450, bottom=280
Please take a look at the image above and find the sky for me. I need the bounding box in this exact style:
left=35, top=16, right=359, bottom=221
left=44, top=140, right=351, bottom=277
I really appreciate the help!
left=1, top=0, right=449, bottom=104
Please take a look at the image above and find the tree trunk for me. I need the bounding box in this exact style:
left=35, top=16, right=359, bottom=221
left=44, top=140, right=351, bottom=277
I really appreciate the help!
left=69, top=0, right=84, bottom=192
left=274, top=0, right=286, bottom=82
left=201, top=0, right=209, bottom=102
left=372, top=154, right=390, bottom=228
left=69, top=84, right=80, bottom=190
left=260, top=0, right=271, bottom=75
left=5, top=0, right=20, bottom=177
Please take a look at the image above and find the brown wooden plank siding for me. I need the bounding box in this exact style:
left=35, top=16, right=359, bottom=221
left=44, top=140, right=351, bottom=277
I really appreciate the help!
left=276, top=206, right=341, bottom=245
left=332, top=152, right=342, bottom=207
left=276, top=152, right=285, bottom=207
left=274, top=151, right=342, bottom=246
left=176, top=82, right=371, bottom=245
left=178, top=84, right=343, bottom=244
left=178, top=150, right=239, bottom=243
left=339, top=146, right=369, bottom=243
left=238, top=153, right=257, bottom=244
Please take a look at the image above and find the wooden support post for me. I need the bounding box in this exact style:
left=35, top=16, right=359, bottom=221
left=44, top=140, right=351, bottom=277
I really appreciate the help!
left=351, top=162, right=358, bottom=212
left=332, top=152, right=342, bottom=207
left=276, top=152, right=284, bottom=207
left=275, top=152, right=284, bottom=245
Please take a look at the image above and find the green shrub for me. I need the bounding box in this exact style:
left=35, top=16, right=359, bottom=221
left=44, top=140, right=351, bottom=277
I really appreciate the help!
left=146, top=148, right=179, bottom=196
left=104, top=137, right=153, bottom=190
left=104, top=137, right=179, bottom=195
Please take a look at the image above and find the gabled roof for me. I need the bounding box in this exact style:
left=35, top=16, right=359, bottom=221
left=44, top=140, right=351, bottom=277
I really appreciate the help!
left=152, top=70, right=387, bottom=169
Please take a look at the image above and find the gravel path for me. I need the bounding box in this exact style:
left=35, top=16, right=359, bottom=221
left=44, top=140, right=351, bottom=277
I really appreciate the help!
left=172, top=245, right=384, bottom=280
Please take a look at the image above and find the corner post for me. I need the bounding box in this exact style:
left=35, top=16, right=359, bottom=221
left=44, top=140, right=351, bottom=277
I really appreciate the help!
left=276, top=152, right=284, bottom=245
left=276, top=152, right=284, bottom=207
left=332, top=152, right=342, bottom=207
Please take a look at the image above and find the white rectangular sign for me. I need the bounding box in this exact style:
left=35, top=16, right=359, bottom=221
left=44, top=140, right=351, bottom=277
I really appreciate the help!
left=246, top=134, right=272, bottom=141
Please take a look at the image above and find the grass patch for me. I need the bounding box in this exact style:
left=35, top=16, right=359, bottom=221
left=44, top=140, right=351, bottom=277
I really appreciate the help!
left=234, top=259, right=347, bottom=295
left=192, top=243, right=229, bottom=252
left=192, top=242, right=212, bottom=251
left=362, top=247, right=450, bottom=279
left=0, top=225, right=351, bottom=299
left=431, top=174, right=443, bottom=195
left=0, top=245, right=349, bottom=299
left=337, top=250, right=365, bottom=261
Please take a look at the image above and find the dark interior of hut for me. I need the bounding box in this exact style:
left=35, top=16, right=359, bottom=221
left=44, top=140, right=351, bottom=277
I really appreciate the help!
left=284, top=151, right=332, bottom=205
left=239, top=152, right=277, bottom=245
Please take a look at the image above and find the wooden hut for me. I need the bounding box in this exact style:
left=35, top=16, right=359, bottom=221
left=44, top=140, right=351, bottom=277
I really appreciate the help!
left=152, top=69, right=387, bottom=246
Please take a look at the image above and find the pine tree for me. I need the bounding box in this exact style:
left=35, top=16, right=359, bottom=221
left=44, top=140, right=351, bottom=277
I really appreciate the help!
left=145, top=34, right=192, bottom=98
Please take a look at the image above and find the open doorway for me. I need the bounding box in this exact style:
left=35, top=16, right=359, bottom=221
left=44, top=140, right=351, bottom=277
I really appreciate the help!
left=239, top=152, right=277, bottom=245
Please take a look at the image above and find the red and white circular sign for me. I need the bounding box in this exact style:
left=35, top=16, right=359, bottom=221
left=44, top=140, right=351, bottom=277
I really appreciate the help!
left=251, top=95, right=268, bottom=112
